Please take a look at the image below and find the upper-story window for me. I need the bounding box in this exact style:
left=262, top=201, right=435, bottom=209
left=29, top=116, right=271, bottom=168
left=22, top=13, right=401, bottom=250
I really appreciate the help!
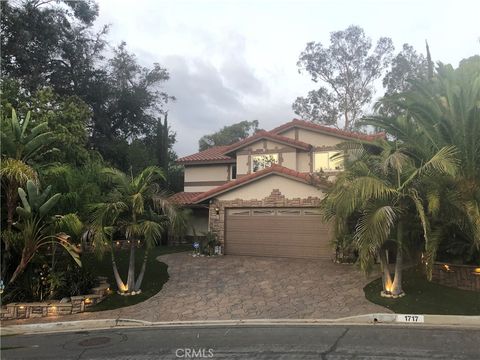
left=252, top=154, right=278, bottom=172
left=314, top=151, right=343, bottom=171
left=231, top=164, right=237, bottom=180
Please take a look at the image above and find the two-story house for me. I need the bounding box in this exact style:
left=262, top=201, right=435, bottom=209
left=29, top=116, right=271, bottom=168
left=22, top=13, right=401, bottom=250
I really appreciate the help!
left=170, top=119, right=382, bottom=259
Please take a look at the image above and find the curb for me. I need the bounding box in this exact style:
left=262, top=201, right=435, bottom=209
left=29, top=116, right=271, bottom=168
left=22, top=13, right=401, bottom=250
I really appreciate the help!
left=2, top=314, right=479, bottom=335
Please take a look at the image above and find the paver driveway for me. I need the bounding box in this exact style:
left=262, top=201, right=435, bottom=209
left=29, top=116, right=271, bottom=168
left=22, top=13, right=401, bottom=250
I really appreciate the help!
left=4, top=252, right=389, bottom=325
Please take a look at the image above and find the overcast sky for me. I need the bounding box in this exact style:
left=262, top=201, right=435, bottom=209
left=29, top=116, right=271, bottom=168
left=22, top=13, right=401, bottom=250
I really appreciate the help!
left=95, top=0, right=479, bottom=156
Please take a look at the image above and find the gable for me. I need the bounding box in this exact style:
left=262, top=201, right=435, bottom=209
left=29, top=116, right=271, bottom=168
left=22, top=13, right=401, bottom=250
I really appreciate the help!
left=216, top=174, right=324, bottom=201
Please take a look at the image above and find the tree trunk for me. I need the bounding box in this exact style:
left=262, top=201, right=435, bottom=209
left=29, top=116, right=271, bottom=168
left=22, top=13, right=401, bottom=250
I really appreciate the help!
left=111, top=247, right=126, bottom=292
left=134, top=248, right=149, bottom=291
left=126, top=241, right=136, bottom=292
left=379, top=249, right=393, bottom=293
left=9, top=251, right=29, bottom=285
left=391, top=222, right=405, bottom=297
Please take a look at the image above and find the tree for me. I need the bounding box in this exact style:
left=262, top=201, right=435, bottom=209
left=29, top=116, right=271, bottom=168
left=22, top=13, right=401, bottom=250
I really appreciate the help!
left=7, top=180, right=82, bottom=285
left=383, top=44, right=428, bottom=96
left=1, top=109, right=55, bottom=230
left=322, top=139, right=458, bottom=297
left=89, top=166, right=178, bottom=294
left=199, top=120, right=260, bottom=151
left=2, top=81, right=92, bottom=166
left=369, top=56, right=480, bottom=267
left=293, top=25, right=394, bottom=130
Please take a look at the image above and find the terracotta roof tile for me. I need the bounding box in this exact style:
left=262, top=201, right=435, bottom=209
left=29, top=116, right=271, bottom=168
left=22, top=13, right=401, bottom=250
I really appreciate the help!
left=270, top=118, right=385, bottom=141
left=192, top=164, right=317, bottom=203
left=168, top=192, right=204, bottom=205
left=223, top=130, right=312, bottom=153
left=177, top=146, right=234, bottom=164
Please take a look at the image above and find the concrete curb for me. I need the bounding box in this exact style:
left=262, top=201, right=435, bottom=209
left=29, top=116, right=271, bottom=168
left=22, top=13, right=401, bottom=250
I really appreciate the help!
left=2, top=314, right=479, bottom=335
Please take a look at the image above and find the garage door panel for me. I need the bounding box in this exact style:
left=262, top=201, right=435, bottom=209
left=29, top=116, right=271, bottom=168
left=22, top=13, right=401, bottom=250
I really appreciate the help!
left=225, top=207, right=332, bottom=259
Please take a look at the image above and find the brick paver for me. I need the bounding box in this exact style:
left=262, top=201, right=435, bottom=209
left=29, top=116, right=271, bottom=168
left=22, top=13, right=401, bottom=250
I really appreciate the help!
left=4, top=253, right=389, bottom=325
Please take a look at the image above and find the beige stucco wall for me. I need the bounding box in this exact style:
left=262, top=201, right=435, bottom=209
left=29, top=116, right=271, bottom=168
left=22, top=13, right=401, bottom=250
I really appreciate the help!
left=216, top=174, right=324, bottom=201
left=237, top=154, right=249, bottom=176
left=297, top=151, right=311, bottom=172
left=280, top=151, right=296, bottom=169
left=184, top=185, right=218, bottom=192
left=184, top=165, right=229, bottom=182
left=280, top=128, right=344, bottom=147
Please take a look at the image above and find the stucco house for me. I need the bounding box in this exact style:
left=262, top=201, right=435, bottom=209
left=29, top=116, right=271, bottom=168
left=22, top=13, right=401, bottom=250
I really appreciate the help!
left=170, top=119, right=382, bottom=259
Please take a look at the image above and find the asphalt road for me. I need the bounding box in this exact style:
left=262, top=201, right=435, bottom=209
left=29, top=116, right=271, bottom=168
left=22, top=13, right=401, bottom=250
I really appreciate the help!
left=1, top=324, right=480, bottom=359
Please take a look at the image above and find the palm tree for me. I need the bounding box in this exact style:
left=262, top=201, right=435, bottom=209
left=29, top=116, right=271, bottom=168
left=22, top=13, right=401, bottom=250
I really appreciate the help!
left=89, top=166, right=178, bottom=295
left=8, top=180, right=82, bottom=284
left=323, top=139, right=458, bottom=297
left=367, top=56, right=480, bottom=268
left=1, top=109, right=55, bottom=230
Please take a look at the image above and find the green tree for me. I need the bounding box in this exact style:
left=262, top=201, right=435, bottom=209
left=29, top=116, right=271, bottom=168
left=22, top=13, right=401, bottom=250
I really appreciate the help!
left=383, top=43, right=428, bottom=96
left=7, top=180, right=82, bottom=284
left=368, top=56, right=480, bottom=266
left=293, top=25, right=394, bottom=130
left=1, top=109, right=55, bottom=230
left=89, top=167, right=178, bottom=294
left=323, top=139, right=458, bottom=296
left=199, top=120, right=260, bottom=151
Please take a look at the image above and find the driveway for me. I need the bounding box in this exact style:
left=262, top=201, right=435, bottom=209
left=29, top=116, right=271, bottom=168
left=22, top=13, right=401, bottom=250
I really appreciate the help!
left=4, top=253, right=388, bottom=324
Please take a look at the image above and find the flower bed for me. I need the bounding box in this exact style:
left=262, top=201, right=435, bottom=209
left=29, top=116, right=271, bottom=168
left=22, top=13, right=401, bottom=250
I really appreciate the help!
left=1, top=277, right=110, bottom=320
left=431, top=262, right=480, bottom=292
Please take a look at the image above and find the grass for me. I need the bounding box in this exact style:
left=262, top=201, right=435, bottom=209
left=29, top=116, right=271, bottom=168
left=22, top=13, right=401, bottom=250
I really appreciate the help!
left=364, top=267, right=480, bottom=315
left=83, top=245, right=190, bottom=311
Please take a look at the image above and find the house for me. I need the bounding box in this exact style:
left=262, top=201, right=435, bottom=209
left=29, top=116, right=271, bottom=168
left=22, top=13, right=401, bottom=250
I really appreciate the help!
left=170, top=119, right=383, bottom=259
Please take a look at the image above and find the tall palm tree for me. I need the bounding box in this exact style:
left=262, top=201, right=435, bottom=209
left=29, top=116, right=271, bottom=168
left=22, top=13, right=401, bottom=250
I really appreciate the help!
left=1, top=109, right=55, bottom=230
left=323, top=139, right=458, bottom=297
left=89, top=166, right=178, bottom=294
left=367, top=56, right=480, bottom=267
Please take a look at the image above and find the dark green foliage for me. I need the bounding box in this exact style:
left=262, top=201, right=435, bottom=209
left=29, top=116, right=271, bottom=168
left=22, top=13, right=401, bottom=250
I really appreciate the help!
left=199, top=120, right=260, bottom=151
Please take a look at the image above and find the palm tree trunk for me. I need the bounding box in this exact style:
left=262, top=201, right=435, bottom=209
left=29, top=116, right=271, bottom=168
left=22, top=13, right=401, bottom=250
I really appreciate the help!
left=379, top=249, right=393, bottom=293
left=134, top=248, right=149, bottom=291
left=126, top=241, right=136, bottom=292
left=110, top=247, right=126, bottom=292
left=391, top=222, right=405, bottom=297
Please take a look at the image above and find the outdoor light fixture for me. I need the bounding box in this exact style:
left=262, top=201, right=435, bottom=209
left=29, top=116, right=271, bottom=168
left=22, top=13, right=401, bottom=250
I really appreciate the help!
left=215, top=207, right=220, bottom=215
left=472, top=268, right=480, bottom=276
left=84, top=298, right=92, bottom=304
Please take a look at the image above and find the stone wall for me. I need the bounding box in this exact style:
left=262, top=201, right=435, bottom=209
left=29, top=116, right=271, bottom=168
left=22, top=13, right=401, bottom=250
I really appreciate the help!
left=431, top=262, right=480, bottom=292
left=209, top=189, right=322, bottom=245
left=1, top=277, right=110, bottom=320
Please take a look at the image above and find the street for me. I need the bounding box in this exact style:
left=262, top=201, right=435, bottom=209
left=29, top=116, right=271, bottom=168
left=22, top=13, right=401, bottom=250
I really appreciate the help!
left=1, top=324, right=480, bottom=359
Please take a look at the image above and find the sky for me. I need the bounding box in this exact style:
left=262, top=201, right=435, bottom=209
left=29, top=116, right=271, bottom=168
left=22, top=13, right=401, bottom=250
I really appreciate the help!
left=95, top=0, right=479, bottom=156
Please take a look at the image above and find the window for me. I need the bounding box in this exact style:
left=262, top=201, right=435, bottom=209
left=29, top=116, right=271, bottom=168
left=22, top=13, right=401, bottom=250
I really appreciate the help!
left=227, top=209, right=251, bottom=216
left=252, top=154, right=278, bottom=172
left=252, top=209, right=275, bottom=216
left=277, top=209, right=301, bottom=216
left=314, top=151, right=343, bottom=171
left=231, top=164, right=237, bottom=180
left=303, top=209, right=322, bottom=216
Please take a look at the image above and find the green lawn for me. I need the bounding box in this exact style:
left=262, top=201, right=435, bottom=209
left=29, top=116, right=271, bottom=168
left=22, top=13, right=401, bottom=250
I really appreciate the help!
left=364, top=267, right=480, bottom=315
left=83, top=245, right=190, bottom=311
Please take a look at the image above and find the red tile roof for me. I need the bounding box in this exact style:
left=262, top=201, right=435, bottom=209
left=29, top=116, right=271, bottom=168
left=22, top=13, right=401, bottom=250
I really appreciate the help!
left=177, top=119, right=383, bottom=164
left=168, top=192, right=204, bottom=205
left=176, top=146, right=235, bottom=164
left=223, top=130, right=312, bottom=153
left=270, top=119, right=385, bottom=141
left=191, top=164, right=320, bottom=203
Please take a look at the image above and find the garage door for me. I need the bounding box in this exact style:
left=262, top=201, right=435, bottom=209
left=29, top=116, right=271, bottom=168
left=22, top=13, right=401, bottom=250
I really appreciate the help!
left=225, top=208, right=332, bottom=259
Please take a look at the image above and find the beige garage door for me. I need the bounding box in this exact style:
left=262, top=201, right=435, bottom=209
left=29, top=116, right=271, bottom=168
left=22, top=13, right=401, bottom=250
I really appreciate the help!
left=225, top=208, right=332, bottom=259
